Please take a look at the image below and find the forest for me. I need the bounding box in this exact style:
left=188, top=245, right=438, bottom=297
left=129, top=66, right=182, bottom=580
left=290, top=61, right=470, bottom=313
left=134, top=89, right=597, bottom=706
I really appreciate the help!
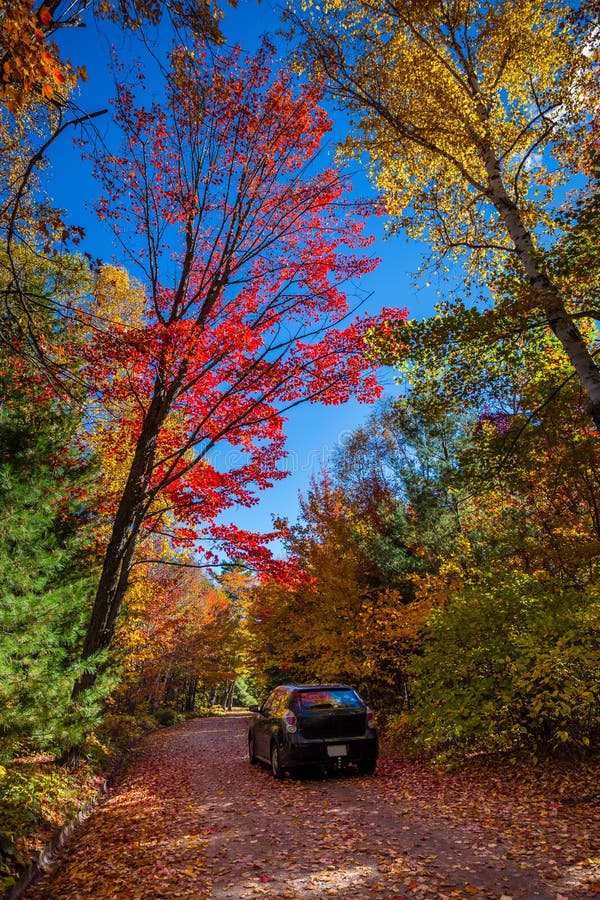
left=0, top=0, right=599, bottom=890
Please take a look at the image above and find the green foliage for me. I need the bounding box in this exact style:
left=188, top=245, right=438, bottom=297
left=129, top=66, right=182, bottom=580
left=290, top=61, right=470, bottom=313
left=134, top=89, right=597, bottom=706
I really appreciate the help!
left=333, top=396, right=471, bottom=571
left=411, top=572, right=600, bottom=755
left=232, top=677, right=258, bottom=708
left=0, top=264, right=102, bottom=761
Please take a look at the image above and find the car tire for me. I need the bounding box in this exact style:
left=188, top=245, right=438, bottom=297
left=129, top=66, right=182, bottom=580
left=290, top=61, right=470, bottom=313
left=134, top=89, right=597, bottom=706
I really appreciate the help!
left=358, top=760, right=377, bottom=776
left=248, top=734, right=258, bottom=765
left=271, top=742, right=284, bottom=779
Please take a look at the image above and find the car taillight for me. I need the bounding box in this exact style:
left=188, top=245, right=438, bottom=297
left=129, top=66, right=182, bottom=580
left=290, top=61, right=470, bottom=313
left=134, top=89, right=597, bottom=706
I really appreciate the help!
left=283, top=710, right=297, bottom=733
left=366, top=708, right=375, bottom=729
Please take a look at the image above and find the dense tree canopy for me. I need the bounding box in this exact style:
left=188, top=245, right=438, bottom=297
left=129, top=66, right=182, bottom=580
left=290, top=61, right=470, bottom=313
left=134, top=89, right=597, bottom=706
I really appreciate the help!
left=1, top=0, right=599, bottom=785
left=291, top=0, right=600, bottom=427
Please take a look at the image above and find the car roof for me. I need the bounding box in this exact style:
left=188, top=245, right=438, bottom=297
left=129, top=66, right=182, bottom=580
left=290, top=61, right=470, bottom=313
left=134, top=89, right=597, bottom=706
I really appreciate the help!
left=279, top=684, right=355, bottom=692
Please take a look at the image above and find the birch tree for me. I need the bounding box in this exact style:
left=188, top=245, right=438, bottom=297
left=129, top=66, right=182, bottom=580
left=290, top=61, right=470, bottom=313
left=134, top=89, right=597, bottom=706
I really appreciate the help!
left=291, top=0, right=600, bottom=427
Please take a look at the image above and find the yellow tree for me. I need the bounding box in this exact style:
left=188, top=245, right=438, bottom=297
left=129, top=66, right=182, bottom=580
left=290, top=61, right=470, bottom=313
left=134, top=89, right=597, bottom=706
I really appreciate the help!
left=292, top=0, right=600, bottom=428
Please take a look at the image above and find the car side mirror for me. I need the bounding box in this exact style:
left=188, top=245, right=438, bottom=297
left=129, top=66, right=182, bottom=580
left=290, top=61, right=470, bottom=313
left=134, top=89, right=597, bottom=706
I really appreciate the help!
left=248, top=705, right=260, bottom=713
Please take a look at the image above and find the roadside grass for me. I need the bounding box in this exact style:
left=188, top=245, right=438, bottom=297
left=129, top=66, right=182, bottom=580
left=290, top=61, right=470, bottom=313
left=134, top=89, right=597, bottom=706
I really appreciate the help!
left=0, top=756, right=102, bottom=895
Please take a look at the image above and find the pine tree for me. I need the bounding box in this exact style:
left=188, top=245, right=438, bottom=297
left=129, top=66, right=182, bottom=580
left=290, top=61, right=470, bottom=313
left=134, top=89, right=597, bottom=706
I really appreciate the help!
left=0, top=255, right=100, bottom=760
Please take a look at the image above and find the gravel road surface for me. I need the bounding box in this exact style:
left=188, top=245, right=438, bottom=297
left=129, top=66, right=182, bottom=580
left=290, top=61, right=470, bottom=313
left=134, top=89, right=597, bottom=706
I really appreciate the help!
left=25, top=714, right=596, bottom=899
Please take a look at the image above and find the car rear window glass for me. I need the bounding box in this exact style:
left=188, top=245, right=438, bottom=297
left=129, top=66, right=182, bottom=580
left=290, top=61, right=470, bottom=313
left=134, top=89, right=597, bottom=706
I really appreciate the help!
left=296, top=689, right=363, bottom=710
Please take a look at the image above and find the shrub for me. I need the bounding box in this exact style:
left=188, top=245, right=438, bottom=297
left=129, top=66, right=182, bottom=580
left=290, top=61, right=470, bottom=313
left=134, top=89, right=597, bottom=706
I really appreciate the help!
left=411, top=572, right=600, bottom=756
left=154, top=708, right=180, bottom=727
left=0, top=761, right=98, bottom=892
left=381, top=711, right=420, bottom=756
left=95, top=713, right=144, bottom=749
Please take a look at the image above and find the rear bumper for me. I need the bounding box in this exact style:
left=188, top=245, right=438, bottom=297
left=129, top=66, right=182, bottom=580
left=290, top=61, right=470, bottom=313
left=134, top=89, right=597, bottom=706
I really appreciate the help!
left=279, top=731, right=378, bottom=768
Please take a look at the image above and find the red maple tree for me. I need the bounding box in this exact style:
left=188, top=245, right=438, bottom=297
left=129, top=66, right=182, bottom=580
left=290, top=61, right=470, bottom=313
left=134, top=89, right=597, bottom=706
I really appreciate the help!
left=75, top=39, right=407, bottom=692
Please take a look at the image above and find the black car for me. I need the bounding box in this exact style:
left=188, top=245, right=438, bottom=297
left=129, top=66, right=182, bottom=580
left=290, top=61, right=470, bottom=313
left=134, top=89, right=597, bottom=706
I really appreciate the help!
left=248, top=683, right=378, bottom=778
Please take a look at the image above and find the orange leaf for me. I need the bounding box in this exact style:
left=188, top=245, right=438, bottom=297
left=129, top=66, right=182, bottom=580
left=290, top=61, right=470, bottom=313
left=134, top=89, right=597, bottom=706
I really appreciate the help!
left=39, top=5, right=52, bottom=25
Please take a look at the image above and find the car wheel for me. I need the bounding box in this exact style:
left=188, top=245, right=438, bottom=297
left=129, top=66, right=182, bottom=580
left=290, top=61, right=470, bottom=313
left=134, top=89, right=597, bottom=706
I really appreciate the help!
left=271, top=742, right=284, bottom=779
left=358, top=760, right=377, bottom=776
left=248, top=733, right=258, bottom=765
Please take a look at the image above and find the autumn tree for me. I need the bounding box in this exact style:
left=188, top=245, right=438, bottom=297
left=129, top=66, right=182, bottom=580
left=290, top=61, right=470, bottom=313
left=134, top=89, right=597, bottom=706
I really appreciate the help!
left=247, top=467, right=429, bottom=708
left=0, top=0, right=228, bottom=112
left=0, top=0, right=234, bottom=386
left=73, top=40, right=398, bottom=699
left=376, top=309, right=600, bottom=753
left=291, top=0, right=600, bottom=428
left=114, top=557, right=243, bottom=716
left=247, top=476, right=368, bottom=691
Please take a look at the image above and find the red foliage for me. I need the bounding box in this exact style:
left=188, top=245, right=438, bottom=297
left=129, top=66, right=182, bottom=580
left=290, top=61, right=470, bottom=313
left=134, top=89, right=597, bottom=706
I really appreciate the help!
left=82, top=39, right=407, bottom=569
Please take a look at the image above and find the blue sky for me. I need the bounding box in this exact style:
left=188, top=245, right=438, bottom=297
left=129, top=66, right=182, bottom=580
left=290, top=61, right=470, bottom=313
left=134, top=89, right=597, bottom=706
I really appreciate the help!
left=50, top=0, right=439, bottom=548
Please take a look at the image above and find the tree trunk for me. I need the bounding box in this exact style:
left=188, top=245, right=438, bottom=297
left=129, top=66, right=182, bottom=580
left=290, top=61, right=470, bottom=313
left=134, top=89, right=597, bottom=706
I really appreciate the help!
left=151, top=667, right=165, bottom=711
left=185, top=677, right=197, bottom=712
left=72, top=388, right=169, bottom=698
left=482, top=147, right=600, bottom=430
left=224, top=680, right=235, bottom=710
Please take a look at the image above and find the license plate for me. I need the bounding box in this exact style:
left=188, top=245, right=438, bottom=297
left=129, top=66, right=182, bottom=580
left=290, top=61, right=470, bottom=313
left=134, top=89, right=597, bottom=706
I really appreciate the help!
left=327, top=744, right=347, bottom=757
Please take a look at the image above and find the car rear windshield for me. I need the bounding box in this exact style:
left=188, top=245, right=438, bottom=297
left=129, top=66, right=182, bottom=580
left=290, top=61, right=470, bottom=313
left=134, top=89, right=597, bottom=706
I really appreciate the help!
left=296, top=689, right=363, bottom=710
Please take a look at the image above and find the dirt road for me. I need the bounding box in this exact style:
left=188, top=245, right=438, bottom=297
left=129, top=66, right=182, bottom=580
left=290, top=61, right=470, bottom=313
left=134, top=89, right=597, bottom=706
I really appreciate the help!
left=25, top=715, right=597, bottom=899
